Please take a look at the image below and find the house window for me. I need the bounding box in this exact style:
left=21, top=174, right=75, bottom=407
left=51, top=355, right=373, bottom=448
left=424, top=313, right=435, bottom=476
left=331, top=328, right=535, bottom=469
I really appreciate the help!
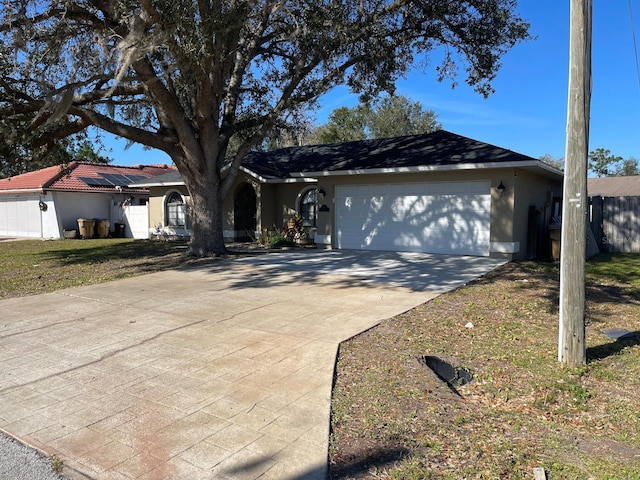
left=300, top=188, right=317, bottom=227
left=165, top=191, right=186, bottom=227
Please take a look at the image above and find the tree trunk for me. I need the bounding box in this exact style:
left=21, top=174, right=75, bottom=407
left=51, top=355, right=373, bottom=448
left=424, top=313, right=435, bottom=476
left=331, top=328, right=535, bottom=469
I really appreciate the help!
left=182, top=167, right=228, bottom=257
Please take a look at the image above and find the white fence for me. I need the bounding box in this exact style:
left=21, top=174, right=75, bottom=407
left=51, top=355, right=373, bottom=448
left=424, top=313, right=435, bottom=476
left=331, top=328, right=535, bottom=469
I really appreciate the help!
left=123, top=204, right=149, bottom=239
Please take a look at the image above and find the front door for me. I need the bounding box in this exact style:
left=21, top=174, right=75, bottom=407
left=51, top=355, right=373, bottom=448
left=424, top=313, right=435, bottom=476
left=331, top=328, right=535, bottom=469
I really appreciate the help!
left=234, top=183, right=257, bottom=241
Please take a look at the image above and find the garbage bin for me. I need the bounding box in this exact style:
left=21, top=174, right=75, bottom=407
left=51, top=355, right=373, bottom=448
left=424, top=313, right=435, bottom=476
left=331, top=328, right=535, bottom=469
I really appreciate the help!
left=114, top=222, right=126, bottom=238
left=95, top=219, right=110, bottom=238
left=77, top=218, right=95, bottom=239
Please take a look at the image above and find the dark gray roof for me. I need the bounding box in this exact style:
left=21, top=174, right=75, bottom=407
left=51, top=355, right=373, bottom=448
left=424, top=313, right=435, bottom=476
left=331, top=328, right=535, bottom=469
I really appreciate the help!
left=242, top=130, right=539, bottom=179
left=131, top=130, right=553, bottom=187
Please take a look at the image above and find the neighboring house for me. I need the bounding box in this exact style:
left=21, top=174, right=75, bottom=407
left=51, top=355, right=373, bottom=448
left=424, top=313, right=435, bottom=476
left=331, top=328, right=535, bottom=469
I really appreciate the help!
left=588, top=175, right=640, bottom=253
left=587, top=176, right=640, bottom=197
left=135, top=130, right=563, bottom=260
left=0, top=162, right=174, bottom=239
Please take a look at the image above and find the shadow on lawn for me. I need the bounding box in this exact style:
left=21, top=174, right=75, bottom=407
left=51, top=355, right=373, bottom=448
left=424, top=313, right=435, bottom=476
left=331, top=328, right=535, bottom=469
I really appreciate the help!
left=587, top=331, right=640, bottom=362
left=38, top=239, right=250, bottom=275
left=328, top=446, right=410, bottom=479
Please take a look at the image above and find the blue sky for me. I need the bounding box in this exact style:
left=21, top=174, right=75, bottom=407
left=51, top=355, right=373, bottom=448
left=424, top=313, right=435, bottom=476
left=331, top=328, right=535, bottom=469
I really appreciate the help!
left=107, top=1, right=640, bottom=167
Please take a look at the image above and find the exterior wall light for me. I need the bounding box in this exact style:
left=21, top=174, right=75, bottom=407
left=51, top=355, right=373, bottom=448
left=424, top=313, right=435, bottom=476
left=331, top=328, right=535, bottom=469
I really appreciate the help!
left=497, top=181, right=506, bottom=197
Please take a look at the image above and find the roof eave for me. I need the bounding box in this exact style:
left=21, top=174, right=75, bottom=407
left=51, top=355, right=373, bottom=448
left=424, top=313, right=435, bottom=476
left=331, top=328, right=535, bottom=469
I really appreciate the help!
left=129, top=180, right=185, bottom=188
left=262, top=177, right=318, bottom=184
left=45, top=187, right=150, bottom=194
left=0, top=187, right=46, bottom=195
left=292, top=160, right=564, bottom=179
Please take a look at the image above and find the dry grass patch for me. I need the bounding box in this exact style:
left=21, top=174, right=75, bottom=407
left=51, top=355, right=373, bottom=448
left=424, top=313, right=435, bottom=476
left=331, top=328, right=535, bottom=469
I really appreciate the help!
left=330, top=257, right=640, bottom=479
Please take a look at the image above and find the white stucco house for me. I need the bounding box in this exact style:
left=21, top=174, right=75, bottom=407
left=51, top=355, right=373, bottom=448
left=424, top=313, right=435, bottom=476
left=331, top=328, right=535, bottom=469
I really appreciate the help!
left=0, top=162, right=174, bottom=239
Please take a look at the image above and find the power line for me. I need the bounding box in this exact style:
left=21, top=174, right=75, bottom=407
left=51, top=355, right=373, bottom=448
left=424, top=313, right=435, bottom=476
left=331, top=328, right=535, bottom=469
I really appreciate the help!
left=629, top=0, right=640, bottom=88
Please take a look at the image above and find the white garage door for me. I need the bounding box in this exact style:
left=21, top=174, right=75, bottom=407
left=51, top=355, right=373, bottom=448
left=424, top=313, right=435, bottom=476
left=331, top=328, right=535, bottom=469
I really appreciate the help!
left=335, top=181, right=491, bottom=256
left=0, top=196, right=43, bottom=238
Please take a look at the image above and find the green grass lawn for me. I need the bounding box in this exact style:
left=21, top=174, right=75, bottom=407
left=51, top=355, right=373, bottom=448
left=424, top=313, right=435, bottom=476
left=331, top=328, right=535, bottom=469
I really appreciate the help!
left=0, top=238, right=193, bottom=299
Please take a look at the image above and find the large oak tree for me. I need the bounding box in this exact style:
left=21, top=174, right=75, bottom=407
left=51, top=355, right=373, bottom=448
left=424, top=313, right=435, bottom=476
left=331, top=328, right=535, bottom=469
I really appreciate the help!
left=0, top=0, right=530, bottom=256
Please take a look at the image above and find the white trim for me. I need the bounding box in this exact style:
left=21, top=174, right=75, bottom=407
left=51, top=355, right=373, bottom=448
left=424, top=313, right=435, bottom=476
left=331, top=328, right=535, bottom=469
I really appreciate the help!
left=0, top=188, right=45, bottom=195
left=490, top=242, right=520, bottom=254
left=297, top=186, right=319, bottom=227
left=262, top=177, right=318, bottom=184
left=132, top=180, right=184, bottom=187
left=291, top=160, right=562, bottom=178
left=162, top=190, right=187, bottom=228
left=129, top=160, right=563, bottom=188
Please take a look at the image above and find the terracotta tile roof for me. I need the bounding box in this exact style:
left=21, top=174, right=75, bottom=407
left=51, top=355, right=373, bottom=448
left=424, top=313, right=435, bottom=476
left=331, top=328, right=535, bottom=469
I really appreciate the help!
left=588, top=176, right=640, bottom=197
left=0, top=164, right=67, bottom=191
left=0, top=162, right=175, bottom=194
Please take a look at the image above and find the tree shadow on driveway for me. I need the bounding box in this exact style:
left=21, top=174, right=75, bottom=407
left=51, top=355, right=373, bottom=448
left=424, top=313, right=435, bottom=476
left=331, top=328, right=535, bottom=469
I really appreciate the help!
left=179, top=249, right=507, bottom=293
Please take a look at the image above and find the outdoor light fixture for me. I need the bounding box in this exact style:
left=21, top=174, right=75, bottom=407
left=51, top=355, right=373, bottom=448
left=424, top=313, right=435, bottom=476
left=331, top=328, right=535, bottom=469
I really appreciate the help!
left=497, top=181, right=506, bottom=197
left=317, top=187, right=326, bottom=199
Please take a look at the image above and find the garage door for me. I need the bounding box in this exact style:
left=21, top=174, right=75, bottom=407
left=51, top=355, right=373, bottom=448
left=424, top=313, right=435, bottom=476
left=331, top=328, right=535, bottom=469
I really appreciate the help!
left=0, top=196, right=43, bottom=238
left=335, top=181, right=491, bottom=256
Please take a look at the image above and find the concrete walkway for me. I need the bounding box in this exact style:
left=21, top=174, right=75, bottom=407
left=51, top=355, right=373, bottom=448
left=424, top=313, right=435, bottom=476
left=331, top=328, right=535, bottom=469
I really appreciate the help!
left=0, top=251, right=505, bottom=480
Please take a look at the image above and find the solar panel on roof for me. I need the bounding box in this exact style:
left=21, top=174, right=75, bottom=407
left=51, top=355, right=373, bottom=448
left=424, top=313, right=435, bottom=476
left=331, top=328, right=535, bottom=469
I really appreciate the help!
left=79, top=176, right=114, bottom=187
left=121, top=174, right=147, bottom=184
left=100, top=173, right=130, bottom=186
left=77, top=173, right=150, bottom=188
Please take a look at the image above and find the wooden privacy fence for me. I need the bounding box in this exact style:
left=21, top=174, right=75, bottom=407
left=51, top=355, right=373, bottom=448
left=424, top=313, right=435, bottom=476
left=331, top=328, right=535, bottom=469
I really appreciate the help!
left=590, top=195, right=640, bottom=253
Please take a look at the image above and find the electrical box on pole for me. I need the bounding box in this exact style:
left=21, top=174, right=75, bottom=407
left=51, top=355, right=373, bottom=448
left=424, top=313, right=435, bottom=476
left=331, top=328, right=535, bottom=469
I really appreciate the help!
left=559, top=0, right=592, bottom=365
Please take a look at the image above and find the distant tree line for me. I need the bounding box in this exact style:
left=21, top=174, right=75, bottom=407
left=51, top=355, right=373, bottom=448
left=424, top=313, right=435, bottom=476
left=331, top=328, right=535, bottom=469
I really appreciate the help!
left=238, top=94, right=442, bottom=152
left=539, top=149, right=639, bottom=177
left=308, top=94, right=441, bottom=144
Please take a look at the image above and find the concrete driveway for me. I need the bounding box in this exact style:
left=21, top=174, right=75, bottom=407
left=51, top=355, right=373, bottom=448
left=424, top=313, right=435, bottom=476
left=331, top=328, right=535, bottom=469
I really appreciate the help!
left=0, top=250, right=505, bottom=480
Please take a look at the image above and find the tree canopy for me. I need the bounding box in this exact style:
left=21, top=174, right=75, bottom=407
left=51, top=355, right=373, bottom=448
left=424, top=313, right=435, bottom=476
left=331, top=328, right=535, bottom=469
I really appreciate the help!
left=616, top=158, right=640, bottom=176
left=0, top=137, right=112, bottom=179
left=587, top=148, right=639, bottom=177
left=312, top=95, right=442, bottom=144
left=539, top=153, right=564, bottom=171
left=0, top=0, right=531, bottom=256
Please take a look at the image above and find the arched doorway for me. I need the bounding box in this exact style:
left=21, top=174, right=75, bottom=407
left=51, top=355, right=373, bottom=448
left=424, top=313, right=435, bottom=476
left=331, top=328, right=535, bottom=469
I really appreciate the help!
left=234, top=183, right=257, bottom=241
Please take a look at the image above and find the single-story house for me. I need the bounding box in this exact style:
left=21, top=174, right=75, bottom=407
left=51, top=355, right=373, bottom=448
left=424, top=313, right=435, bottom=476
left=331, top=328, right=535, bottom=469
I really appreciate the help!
left=0, top=162, right=174, bottom=239
left=134, top=130, right=563, bottom=259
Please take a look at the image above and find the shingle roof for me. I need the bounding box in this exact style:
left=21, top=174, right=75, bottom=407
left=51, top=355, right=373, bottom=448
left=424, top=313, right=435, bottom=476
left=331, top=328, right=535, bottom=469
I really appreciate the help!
left=241, top=129, right=541, bottom=179
left=588, top=176, right=640, bottom=196
left=0, top=162, right=175, bottom=193
left=132, top=130, right=561, bottom=187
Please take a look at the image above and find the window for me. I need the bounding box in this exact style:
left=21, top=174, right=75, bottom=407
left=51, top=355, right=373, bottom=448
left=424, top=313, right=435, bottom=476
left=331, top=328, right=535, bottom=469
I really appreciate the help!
left=300, top=189, right=317, bottom=227
left=165, top=191, right=186, bottom=227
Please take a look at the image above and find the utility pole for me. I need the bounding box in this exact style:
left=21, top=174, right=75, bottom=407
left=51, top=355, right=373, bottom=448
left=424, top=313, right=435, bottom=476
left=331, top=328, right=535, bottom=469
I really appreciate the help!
left=559, top=0, right=592, bottom=365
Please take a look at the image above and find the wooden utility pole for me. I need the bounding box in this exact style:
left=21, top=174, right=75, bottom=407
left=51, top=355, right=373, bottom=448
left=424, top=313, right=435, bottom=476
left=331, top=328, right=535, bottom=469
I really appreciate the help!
left=559, top=0, right=592, bottom=365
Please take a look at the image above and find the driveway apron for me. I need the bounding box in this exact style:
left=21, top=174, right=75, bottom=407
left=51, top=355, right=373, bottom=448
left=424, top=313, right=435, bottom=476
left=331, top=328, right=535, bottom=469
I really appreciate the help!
left=0, top=250, right=505, bottom=480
